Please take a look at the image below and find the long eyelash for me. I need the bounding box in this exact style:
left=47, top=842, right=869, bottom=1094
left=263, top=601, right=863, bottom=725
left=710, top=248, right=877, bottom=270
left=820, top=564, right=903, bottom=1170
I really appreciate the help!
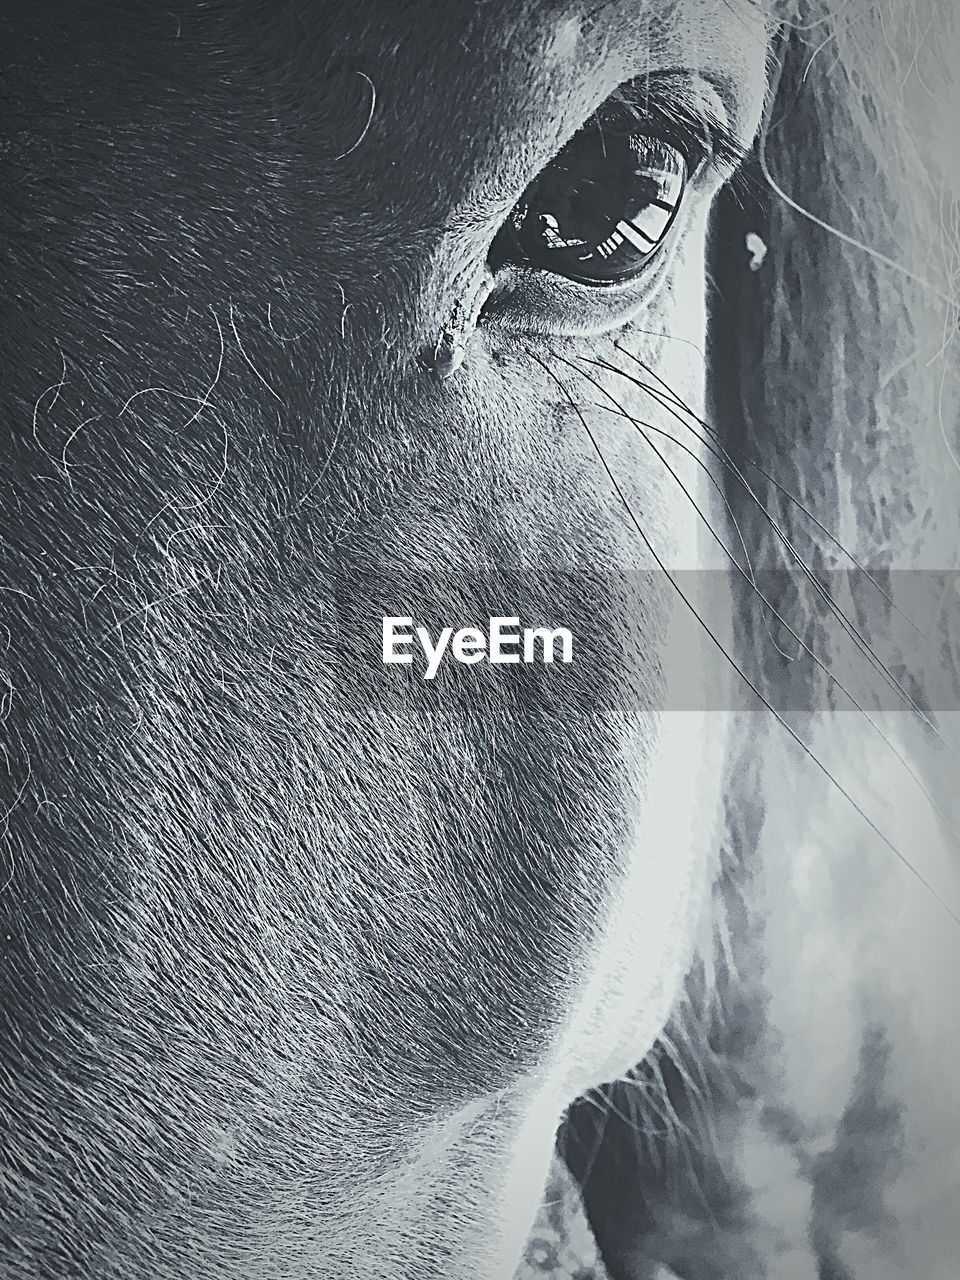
left=612, top=331, right=931, bottom=648
left=556, top=349, right=960, bottom=850
left=607, top=345, right=958, bottom=762
left=606, top=83, right=751, bottom=178
left=527, top=347, right=960, bottom=932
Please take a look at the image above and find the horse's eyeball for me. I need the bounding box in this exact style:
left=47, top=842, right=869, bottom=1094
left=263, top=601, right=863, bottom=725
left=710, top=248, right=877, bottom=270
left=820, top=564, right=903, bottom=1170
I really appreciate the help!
left=488, top=113, right=688, bottom=287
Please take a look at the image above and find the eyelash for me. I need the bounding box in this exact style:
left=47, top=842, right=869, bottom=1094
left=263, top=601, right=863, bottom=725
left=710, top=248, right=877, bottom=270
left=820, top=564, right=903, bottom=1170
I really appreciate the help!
left=608, top=87, right=749, bottom=178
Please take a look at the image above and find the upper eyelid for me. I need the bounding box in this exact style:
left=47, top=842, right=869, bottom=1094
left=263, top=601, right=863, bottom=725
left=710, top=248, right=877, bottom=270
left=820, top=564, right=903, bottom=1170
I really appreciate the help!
left=611, top=77, right=751, bottom=174
left=460, top=73, right=744, bottom=249
left=526, top=73, right=748, bottom=209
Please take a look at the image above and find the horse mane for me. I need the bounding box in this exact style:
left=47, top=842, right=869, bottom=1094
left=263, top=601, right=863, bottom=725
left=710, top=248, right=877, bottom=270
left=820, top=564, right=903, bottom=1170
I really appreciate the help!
left=732, top=0, right=960, bottom=887
left=754, top=0, right=958, bottom=566
left=566, top=9, right=960, bottom=1270
left=711, top=2, right=960, bottom=1259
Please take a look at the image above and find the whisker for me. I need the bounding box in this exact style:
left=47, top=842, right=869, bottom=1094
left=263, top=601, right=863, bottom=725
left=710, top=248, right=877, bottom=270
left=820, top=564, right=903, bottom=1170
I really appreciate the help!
left=614, top=341, right=933, bottom=648
left=559, top=355, right=960, bottom=850
left=641, top=1034, right=723, bottom=1159
left=585, top=396, right=797, bottom=661
left=559, top=1090, right=612, bottom=1192
left=594, top=350, right=956, bottom=759
left=527, top=348, right=960, bottom=931
left=601, top=1074, right=706, bottom=1198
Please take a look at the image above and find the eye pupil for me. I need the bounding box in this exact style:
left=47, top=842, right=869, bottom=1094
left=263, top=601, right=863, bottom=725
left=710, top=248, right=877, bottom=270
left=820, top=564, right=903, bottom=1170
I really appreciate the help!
left=491, top=112, right=688, bottom=287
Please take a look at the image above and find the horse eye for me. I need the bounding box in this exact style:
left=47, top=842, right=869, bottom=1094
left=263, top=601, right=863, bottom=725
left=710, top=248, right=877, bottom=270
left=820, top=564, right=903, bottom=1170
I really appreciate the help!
left=490, top=116, right=689, bottom=287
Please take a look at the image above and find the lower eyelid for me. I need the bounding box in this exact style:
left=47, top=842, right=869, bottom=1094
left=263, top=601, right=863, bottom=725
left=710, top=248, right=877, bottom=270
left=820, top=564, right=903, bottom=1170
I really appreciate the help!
left=479, top=230, right=681, bottom=338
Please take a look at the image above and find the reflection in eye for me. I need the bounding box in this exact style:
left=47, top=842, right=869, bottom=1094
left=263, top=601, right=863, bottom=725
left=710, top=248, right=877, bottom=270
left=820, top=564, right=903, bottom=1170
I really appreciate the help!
left=489, top=105, right=693, bottom=287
